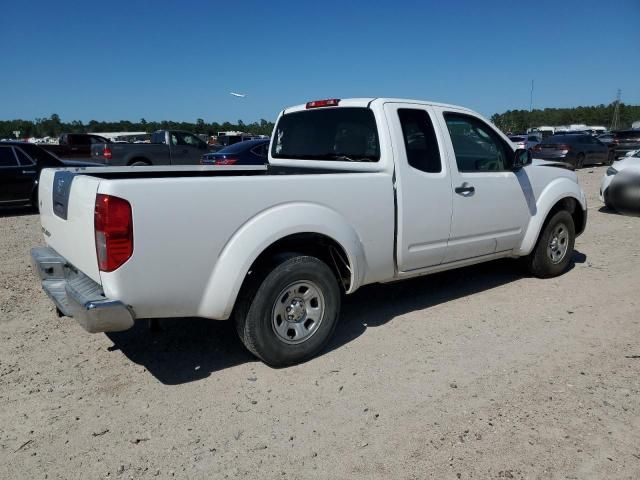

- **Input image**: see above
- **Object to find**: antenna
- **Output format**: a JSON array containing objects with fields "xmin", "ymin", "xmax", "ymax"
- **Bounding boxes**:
[
  {"xmin": 610, "ymin": 89, "xmax": 621, "ymax": 131},
  {"xmin": 529, "ymin": 80, "xmax": 534, "ymax": 112}
]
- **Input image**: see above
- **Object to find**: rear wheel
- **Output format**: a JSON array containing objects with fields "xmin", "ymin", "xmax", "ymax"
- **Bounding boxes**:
[
  {"xmin": 235, "ymin": 255, "xmax": 341, "ymax": 367},
  {"xmin": 30, "ymin": 188, "xmax": 39, "ymax": 212},
  {"xmin": 525, "ymin": 210, "xmax": 575, "ymax": 278},
  {"xmin": 129, "ymin": 159, "xmax": 151, "ymax": 166},
  {"xmin": 575, "ymin": 153, "xmax": 585, "ymax": 168},
  {"xmin": 605, "ymin": 150, "xmax": 614, "ymax": 166}
]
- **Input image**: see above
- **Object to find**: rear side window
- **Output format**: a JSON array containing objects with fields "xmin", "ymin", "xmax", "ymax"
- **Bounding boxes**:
[
  {"xmin": 398, "ymin": 109, "xmax": 441, "ymax": 173},
  {"xmin": 272, "ymin": 107, "xmax": 380, "ymax": 162},
  {"xmin": 0, "ymin": 146, "xmax": 18, "ymax": 166},
  {"xmin": 70, "ymin": 135, "xmax": 91, "ymax": 145},
  {"xmin": 250, "ymin": 143, "xmax": 268, "ymax": 157},
  {"xmin": 14, "ymin": 147, "xmax": 35, "ymax": 166}
]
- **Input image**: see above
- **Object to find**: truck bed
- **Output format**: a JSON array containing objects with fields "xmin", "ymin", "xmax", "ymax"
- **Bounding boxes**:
[{"xmin": 38, "ymin": 164, "xmax": 395, "ymax": 319}]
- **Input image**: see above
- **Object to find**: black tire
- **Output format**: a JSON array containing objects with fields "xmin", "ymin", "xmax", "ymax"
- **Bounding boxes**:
[
  {"xmin": 30, "ymin": 188, "xmax": 39, "ymax": 212},
  {"xmin": 605, "ymin": 151, "xmax": 614, "ymax": 166},
  {"xmin": 235, "ymin": 255, "xmax": 341, "ymax": 367},
  {"xmin": 525, "ymin": 210, "xmax": 575, "ymax": 278},
  {"xmin": 575, "ymin": 153, "xmax": 585, "ymax": 169},
  {"xmin": 603, "ymin": 189, "xmax": 616, "ymax": 211}
]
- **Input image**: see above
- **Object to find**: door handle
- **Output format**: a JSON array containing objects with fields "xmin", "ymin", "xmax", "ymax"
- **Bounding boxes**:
[
  {"xmin": 455, "ymin": 182, "xmax": 475, "ymax": 195},
  {"xmin": 22, "ymin": 170, "xmax": 36, "ymax": 174}
]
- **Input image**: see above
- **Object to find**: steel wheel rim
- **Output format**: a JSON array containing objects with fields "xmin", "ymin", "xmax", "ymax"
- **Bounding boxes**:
[
  {"xmin": 547, "ymin": 222, "xmax": 569, "ymax": 264},
  {"xmin": 271, "ymin": 281, "xmax": 325, "ymax": 345}
]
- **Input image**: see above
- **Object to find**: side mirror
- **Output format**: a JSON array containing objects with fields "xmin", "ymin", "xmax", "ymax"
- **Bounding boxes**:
[{"xmin": 513, "ymin": 148, "xmax": 532, "ymax": 170}]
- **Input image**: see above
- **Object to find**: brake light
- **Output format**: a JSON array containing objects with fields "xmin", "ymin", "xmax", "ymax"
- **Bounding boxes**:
[
  {"xmin": 556, "ymin": 144, "xmax": 572, "ymax": 151},
  {"xmin": 306, "ymin": 99, "xmax": 340, "ymax": 109},
  {"xmin": 103, "ymin": 145, "xmax": 112, "ymax": 160},
  {"xmin": 95, "ymin": 194, "xmax": 133, "ymax": 272},
  {"xmin": 216, "ymin": 157, "xmax": 238, "ymax": 165},
  {"xmin": 532, "ymin": 144, "xmax": 542, "ymax": 152}
]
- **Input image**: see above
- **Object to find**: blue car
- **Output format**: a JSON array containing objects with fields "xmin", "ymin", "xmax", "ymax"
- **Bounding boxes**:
[{"xmin": 200, "ymin": 138, "xmax": 269, "ymax": 165}]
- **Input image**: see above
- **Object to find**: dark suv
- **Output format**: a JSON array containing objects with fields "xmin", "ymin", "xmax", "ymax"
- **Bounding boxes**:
[
  {"xmin": 612, "ymin": 130, "xmax": 640, "ymax": 159},
  {"xmin": 531, "ymin": 134, "xmax": 613, "ymax": 168}
]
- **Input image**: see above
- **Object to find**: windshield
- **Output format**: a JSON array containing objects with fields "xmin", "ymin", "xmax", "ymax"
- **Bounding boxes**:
[{"xmin": 271, "ymin": 107, "xmax": 380, "ymax": 162}]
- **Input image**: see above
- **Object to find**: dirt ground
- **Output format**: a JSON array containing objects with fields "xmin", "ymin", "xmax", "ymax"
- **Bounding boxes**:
[{"xmin": 1, "ymin": 165, "xmax": 639, "ymax": 479}]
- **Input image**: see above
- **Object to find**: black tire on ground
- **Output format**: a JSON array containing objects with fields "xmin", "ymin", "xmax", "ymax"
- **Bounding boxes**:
[
  {"xmin": 234, "ymin": 255, "xmax": 341, "ymax": 367},
  {"xmin": 603, "ymin": 189, "xmax": 616, "ymax": 211},
  {"xmin": 30, "ymin": 188, "xmax": 39, "ymax": 212},
  {"xmin": 605, "ymin": 151, "xmax": 614, "ymax": 166},
  {"xmin": 525, "ymin": 210, "xmax": 575, "ymax": 278},
  {"xmin": 575, "ymin": 153, "xmax": 585, "ymax": 168}
]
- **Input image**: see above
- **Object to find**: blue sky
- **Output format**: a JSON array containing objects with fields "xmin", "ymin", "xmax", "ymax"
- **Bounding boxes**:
[{"xmin": 1, "ymin": 0, "xmax": 638, "ymax": 123}]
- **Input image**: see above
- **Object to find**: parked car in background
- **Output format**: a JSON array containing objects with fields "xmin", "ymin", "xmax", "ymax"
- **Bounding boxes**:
[
  {"xmin": 90, "ymin": 130, "xmax": 214, "ymax": 166},
  {"xmin": 41, "ymin": 133, "xmax": 110, "ymax": 160},
  {"xmin": 0, "ymin": 142, "xmax": 97, "ymax": 208},
  {"xmin": 509, "ymin": 134, "xmax": 541, "ymax": 151},
  {"xmin": 200, "ymin": 139, "xmax": 269, "ymax": 165},
  {"xmin": 600, "ymin": 153, "xmax": 640, "ymax": 214},
  {"xmin": 612, "ymin": 130, "xmax": 640, "ymax": 159},
  {"xmin": 531, "ymin": 134, "xmax": 613, "ymax": 167}
]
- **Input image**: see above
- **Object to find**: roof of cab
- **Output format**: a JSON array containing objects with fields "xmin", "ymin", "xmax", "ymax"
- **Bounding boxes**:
[{"xmin": 282, "ymin": 97, "xmax": 475, "ymax": 115}]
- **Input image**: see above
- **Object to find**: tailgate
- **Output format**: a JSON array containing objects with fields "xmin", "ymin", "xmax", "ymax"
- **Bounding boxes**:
[{"xmin": 39, "ymin": 168, "xmax": 102, "ymax": 283}]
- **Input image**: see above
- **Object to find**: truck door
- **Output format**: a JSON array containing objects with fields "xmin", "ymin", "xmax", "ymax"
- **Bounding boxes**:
[
  {"xmin": 436, "ymin": 109, "xmax": 531, "ymax": 263},
  {"xmin": 384, "ymin": 103, "xmax": 452, "ymax": 271},
  {"xmin": 0, "ymin": 145, "xmax": 33, "ymax": 203},
  {"xmin": 168, "ymin": 131, "xmax": 208, "ymax": 165}
]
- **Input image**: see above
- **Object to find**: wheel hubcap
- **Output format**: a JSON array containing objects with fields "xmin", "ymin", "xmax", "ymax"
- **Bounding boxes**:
[
  {"xmin": 272, "ymin": 281, "xmax": 325, "ymax": 344},
  {"xmin": 547, "ymin": 223, "xmax": 569, "ymax": 264}
]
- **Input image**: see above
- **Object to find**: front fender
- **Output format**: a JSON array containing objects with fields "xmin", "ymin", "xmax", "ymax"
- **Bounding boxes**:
[
  {"xmin": 515, "ymin": 177, "xmax": 587, "ymax": 256},
  {"xmin": 197, "ymin": 202, "xmax": 367, "ymax": 320}
]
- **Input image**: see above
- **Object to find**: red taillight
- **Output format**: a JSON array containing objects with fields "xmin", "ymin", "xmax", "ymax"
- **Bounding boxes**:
[
  {"xmin": 95, "ymin": 194, "xmax": 133, "ymax": 272},
  {"xmin": 306, "ymin": 98, "xmax": 340, "ymax": 109},
  {"xmin": 556, "ymin": 144, "xmax": 572, "ymax": 151},
  {"xmin": 216, "ymin": 157, "xmax": 238, "ymax": 165},
  {"xmin": 533, "ymin": 144, "xmax": 542, "ymax": 152},
  {"xmin": 103, "ymin": 145, "xmax": 112, "ymax": 160}
]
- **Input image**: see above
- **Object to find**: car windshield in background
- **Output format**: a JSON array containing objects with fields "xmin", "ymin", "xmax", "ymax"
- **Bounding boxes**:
[{"xmin": 271, "ymin": 107, "xmax": 380, "ymax": 162}]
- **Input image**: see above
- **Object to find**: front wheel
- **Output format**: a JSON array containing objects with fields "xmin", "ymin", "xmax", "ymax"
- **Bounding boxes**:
[
  {"xmin": 525, "ymin": 210, "xmax": 575, "ymax": 278},
  {"xmin": 235, "ymin": 255, "xmax": 341, "ymax": 367}
]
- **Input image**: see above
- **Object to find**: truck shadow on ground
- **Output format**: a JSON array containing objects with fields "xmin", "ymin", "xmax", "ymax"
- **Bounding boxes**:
[
  {"xmin": 0, "ymin": 206, "xmax": 36, "ymax": 218},
  {"xmin": 107, "ymin": 252, "xmax": 586, "ymax": 385}
]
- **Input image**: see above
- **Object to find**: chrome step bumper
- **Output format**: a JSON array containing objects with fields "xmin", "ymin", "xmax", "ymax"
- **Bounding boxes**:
[{"xmin": 31, "ymin": 246, "xmax": 135, "ymax": 333}]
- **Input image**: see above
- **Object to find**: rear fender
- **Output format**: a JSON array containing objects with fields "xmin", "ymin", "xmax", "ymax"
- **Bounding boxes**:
[
  {"xmin": 516, "ymin": 177, "xmax": 586, "ymax": 256},
  {"xmin": 197, "ymin": 202, "xmax": 366, "ymax": 320}
]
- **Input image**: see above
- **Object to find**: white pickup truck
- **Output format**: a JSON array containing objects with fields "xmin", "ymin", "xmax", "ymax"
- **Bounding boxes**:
[{"xmin": 31, "ymin": 98, "xmax": 587, "ymax": 366}]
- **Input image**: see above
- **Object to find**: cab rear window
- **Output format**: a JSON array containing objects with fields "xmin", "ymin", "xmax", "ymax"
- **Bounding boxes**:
[{"xmin": 271, "ymin": 107, "xmax": 380, "ymax": 162}]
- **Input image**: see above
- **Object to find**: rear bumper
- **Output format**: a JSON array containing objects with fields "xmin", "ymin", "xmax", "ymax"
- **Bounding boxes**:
[{"xmin": 31, "ymin": 246, "xmax": 135, "ymax": 333}]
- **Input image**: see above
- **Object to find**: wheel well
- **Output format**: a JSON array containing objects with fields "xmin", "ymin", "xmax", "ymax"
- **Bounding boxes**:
[
  {"xmin": 246, "ymin": 233, "xmax": 352, "ymax": 293},
  {"xmin": 127, "ymin": 157, "xmax": 151, "ymax": 166},
  {"xmin": 548, "ymin": 197, "xmax": 585, "ymax": 235}
]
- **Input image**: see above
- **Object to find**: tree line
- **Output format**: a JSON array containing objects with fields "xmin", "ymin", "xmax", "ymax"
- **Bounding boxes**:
[
  {"xmin": 2, "ymin": 102, "xmax": 639, "ymax": 140},
  {"xmin": 490, "ymin": 103, "xmax": 640, "ymax": 133},
  {"xmin": 0, "ymin": 115, "xmax": 275, "ymax": 140}
]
